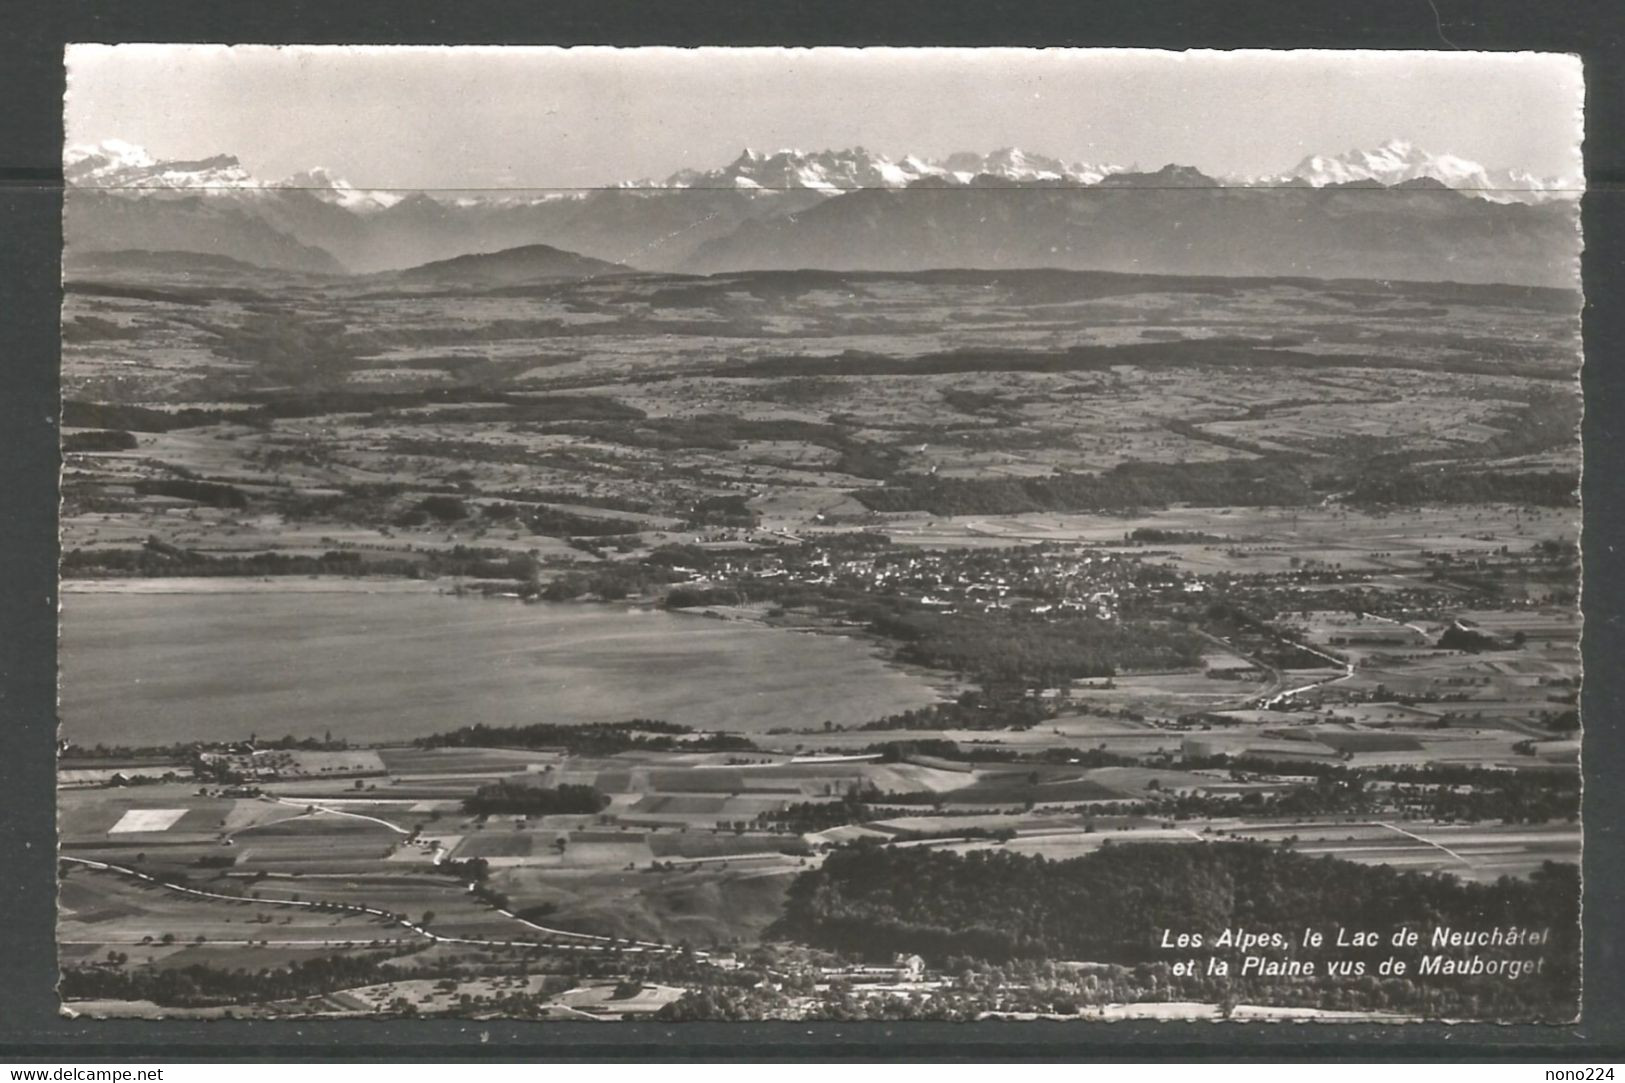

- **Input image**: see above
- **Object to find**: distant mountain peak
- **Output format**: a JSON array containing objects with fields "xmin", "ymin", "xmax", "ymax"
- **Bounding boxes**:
[
  {"xmin": 66, "ymin": 140, "xmax": 257, "ymax": 190},
  {"xmin": 1278, "ymin": 140, "xmax": 1575, "ymax": 202},
  {"xmin": 64, "ymin": 139, "xmax": 157, "ymax": 181},
  {"xmin": 281, "ymin": 166, "xmax": 344, "ymax": 187},
  {"xmin": 1098, "ymin": 163, "xmax": 1221, "ymax": 189},
  {"xmin": 65, "ymin": 140, "xmax": 402, "ymax": 210},
  {"xmin": 276, "ymin": 167, "xmax": 403, "ymax": 211},
  {"xmin": 659, "ymin": 146, "xmax": 931, "ymax": 193},
  {"xmin": 649, "ymin": 146, "xmax": 1126, "ymax": 192},
  {"xmin": 396, "ymin": 241, "xmax": 631, "ymax": 282}
]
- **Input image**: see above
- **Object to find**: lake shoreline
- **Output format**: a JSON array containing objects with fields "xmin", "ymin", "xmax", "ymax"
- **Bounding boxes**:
[
  {"xmin": 59, "ymin": 588, "xmax": 948, "ymax": 747},
  {"xmin": 61, "ymin": 576, "xmax": 450, "ymax": 595}
]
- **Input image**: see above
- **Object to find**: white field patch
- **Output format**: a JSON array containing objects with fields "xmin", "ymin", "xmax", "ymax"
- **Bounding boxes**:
[{"xmin": 107, "ymin": 808, "xmax": 188, "ymax": 834}]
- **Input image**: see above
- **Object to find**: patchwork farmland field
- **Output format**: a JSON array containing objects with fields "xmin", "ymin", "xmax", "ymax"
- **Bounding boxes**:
[{"xmin": 58, "ymin": 257, "xmax": 1581, "ymax": 1022}]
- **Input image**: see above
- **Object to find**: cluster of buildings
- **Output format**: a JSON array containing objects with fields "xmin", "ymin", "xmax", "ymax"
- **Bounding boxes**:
[{"xmin": 690, "ymin": 539, "xmax": 1138, "ymax": 618}]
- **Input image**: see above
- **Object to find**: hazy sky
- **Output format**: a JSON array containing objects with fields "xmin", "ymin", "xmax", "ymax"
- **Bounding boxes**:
[{"xmin": 65, "ymin": 46, "xmax": 1585, "ymax": 189}]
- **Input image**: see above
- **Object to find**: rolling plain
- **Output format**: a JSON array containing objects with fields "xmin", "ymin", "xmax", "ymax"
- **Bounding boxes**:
[{"xmin": 57, "ymin": 252, "xmax": 1583, "ymax": 1021}]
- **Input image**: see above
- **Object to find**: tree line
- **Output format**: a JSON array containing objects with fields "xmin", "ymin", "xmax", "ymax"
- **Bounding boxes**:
[
  {"xmin": 856, "ymin": 459, "xmax": 1316, "ymax": 516},
  {"xmin": 868, "ymin": 607, "xmax": 1203, "ymax": 685},
  {"xmin": 414, "ymin": 720, "xmax": 756, "ymax": 756},
  {"xmin": 61, "ymin": 946, "xmax": 426, "ymax": 1008},
  {"xmin": 775, "ymin": 842, "xmax": 1578, "ymax": 1018},
  {"xmin": 463, "ymin": 781, "xmax": 610, "ymax": 816}
]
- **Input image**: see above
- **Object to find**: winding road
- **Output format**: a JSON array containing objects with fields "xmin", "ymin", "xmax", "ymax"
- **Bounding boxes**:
[{"xmin": 60, "ymin": 854, "xmax": 696, "ymax": 957}]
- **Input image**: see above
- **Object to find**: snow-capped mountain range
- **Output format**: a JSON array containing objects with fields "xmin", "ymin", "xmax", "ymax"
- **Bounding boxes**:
[
  {"xmin": 645, "ymin": 146, "xmax": 1125, "ymax": 191},
  {"xmin": 1269, "ymin": 139, "xmax": 1577, "ymax": 203},
  {"xmin": 65, "ymin": 140, "xmax": 1127, "ymax": 202},
  {"xmin": 66, "ymin": 140, "xmax": 404, "ymax": 211},
  {"xmin": 66, "ymin": 139, "xmax": 260, "ymax": 190},
  {"xmin": 65, "ymin": 137, "xmax": 1576, "ymax": 204}
]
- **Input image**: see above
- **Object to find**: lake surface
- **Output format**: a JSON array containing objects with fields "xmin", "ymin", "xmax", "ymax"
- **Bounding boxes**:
[{"xmin": 58, "ymin": 591, "xmax": 943, "ymax": 746}]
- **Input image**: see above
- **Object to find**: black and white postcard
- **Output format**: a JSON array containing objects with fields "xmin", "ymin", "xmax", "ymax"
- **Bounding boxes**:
[{"xmin": 55, "ymin": 45, "xmax": 1584, "ymax": 1024}]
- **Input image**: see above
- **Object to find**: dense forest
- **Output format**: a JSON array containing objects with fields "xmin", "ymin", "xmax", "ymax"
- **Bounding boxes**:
[
  {"xmin": 776, "ymin": 843, "xmax": 1578, "ymax": 1018},
  {"xmin": 132, "ymin": 478, "xmax": 250, "ymax": 509},
  {"xmin": 859, "ymin": 458, "xmax": 1578, "ymax": 518},
  {"xmin": 856, "ymin": 459, "xmax": 1316, "ymax": 516},
  {"xmin": 62, "ymin": 429, "xmax": 139, "ymax": 452},
  {"xmin": 868, "ymin": 608, "xmax": 1203, "ymax": 684},
  {"xmin": 1347, "ymin": 469, "xmax": 1577, "ymax": 508},
  {"xmin": 537, "ymin": 563, "xmax": 679, "ymax": 602},
  {"xmin": 414, "ymin": 720, "xmax": 756, "ymax": 756}
]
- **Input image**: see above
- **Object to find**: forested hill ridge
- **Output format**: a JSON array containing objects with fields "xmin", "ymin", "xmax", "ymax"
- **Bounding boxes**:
[
  {"xmin": 393, "ymin": 243, "xmax": 631, "ymax": 284},
  {"xmin": 685, "ymin": 182, "xmax": 1577, "ymax": 287},
  {"xmin": 776, "ymin": 843, "xmax": 1579, "ymax": 1018}
]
